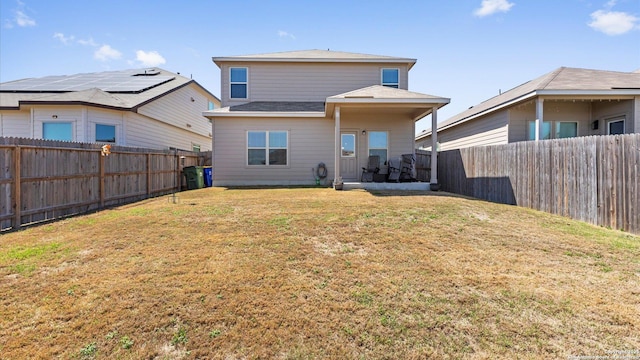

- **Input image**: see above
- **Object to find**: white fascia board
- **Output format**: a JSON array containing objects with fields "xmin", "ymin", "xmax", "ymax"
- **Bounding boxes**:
[
  {"xmin": 203, "ymin": 111, "xmax": 326, "ymax": 118},
  {"xmin": 326, "ymin": 97, "xmax": 450, "ymax": 105},
  {"xmin": 536, "ymin": 89, "xmax": 640, "ymax": 96},
  {"xmin": 212, "ymin": 57, "xmax": 416, "ymax": 68}
]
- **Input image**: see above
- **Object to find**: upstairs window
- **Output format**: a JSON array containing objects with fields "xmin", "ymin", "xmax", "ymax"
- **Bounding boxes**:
[
  {"xmin": 381, "ymin": 68, "xmax": 399, "ymax": 88},
  {"xmin": 208, "ymin": 101, "xmax": 216, "ymax": 110},
  {"xmin": 230, "ymin": 67, "xmax": 248, "ymax": 99}
]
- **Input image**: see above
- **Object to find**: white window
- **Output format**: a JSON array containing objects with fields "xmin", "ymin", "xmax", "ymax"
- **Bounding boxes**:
[
  {"xmin": 527, "ymin": 121, "xmax": 551, "ymax": 140},
  {"xmin": 230, "ymin": 67, "xmax": 248, "ymax": 99},
  {"xmin": 192, "ymin": 143, "xmax": 201, "ymax": 152},
  {"xmin": 43, "ymin": 122, "xmax": 73, "ymax": 141},
  {"xmin": 555, "ymin": 122, "xmax": 578, "ymax": 139},
  {"xmin": 208, "ymin": 101, "xmax": 216, "ymax": 110},
  {"xmin": 247, "ymin": 131, "xmax": 288, "ymax": 166},
  {"xmin": 368, "ymin": 131, "xmax": 388, "ymax": 164},
  {"xmin": 95, "ymin": 124, "xmax": 116, "ymax": 143},
  {"xmin": 607, "ymin": 118, "xmax": 625, "ymax": 135},
  {"xmin": 381, "ymin": 68, "xmax": 399, "ymax": 88}
]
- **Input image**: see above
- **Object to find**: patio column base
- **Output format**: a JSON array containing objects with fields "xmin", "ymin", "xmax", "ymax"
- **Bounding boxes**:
[{"xmin": 429, "ymin": 183, "xmax": 440, "ymax": 191}]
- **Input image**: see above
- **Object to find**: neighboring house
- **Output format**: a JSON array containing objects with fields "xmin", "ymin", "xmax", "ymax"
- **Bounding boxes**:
[
  {"xmin": 0, "ymin": 68, "xmax": 220, "ymax": 151},
  {"xmin": 203, "ymin": 49, "xmax": 449, "ymax": 187},
  {"xmin": 416, "ymin": 67, "xmax": 640, "ymax": 151}
]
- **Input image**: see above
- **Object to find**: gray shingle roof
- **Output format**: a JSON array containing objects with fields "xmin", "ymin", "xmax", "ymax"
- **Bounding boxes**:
[
  {"xmin": 328, "ymin": 85, "xmax": 448, "ymax": 101},
  {"xmin": 213, "ymin": 49, "xmax": 417, "ymax": 69},
  {"xmin": 426, "ymin": 67, "xmax": 640, "ymax": 136},
  {"xmin": 229, "ymin": 101, "xmax": 325, "ymax": 112}
]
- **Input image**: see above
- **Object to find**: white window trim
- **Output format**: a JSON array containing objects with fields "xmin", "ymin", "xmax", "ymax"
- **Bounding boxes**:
[
  {"xmin": 554, "ymin": 121, "xmax": 578, "ymax": 139},
  {"xmin": 607, "ymin": 117, "xmax": 625, "ymax": 135},
  {"xmin": 368, "ymin": 131, "xmax": 389, "ymax": 163},
  {"xmin": 95, "ymin": 123, "xmax": 117, "ymax": 143},
  {"xmin": 230, "ymin": 67, "xmax": 248, "ymax": 100},
  {"xmin": 246, "ymin": 130, "xmax": 289, "ymax": 167},
  {"xmin": 192, "ymin": 143, "xmax": 201, "ymax": 152},
  {"xmin": 381, "ymin": 68, "xmax": 399, "ymax": 88}
]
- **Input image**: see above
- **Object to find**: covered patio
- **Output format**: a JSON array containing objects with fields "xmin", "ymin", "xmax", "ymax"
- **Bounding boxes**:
[{"xmin": 325, "ymin": 85, "xmax": 449, "ymax": 190}]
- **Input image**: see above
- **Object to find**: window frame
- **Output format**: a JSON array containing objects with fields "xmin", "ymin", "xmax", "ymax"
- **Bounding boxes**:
[
  {"xmin": 246, "ymin": 130, "xmax": 289, "ymax": 167},
  {"xmin": 555, "ymin": 121, "xmax": 578, "ymax": 139},
  {"xmin": 527, "ymin": 121, "xmax": 551, "ymax": 141},
  {"xmin": 381, "ymin": 68, "xmax": 399, "ymax": 88},
  {"xmin": 192, "ymin": 143, "xmax": 201, "ymax": 152},
  {"xmin": 230, "ymin": 67, "xmax": 248, "ymax": 99},
  {"xmin": 95, "ymin": 123, "xmax": 117, "ymax": 143},
  {"xmin": 607, "ymin": 117, "xmax": 625, "ymax": 135},
  {"xmin": 43, "ymin": 122, "xmax": 74, "ymax": 141},
  {"xmin": 368, "ymin": 131, "xmax": 389, "ymax": 165}
]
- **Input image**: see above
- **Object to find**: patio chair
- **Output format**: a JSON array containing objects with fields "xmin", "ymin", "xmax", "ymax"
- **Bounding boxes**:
[
  {"xmin": 399, "ymin": 153, "xmax": 416, "ymax": 182},
  {"xmin": 387, "ymin": 156, "xmax": 401, "ymax": 182},
  {"xmin": 361, "ymin": 155, "xmax": 380, "ymax": 182}
]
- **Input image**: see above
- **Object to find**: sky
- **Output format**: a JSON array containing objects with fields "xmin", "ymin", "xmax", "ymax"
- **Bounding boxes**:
[{"xmin": 1, "ymin": 0, "xmax": 639, "ymax": 133}]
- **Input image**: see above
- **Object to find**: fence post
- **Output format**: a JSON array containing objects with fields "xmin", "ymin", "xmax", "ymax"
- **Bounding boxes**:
[
  {"xmin": 146, "ymin": 153, "xmax": 151, "ymax": 197},
  {"xmin": 12, "ymin": 146, "xmax": 21, "ymax": 229},
  {"xmin": 100, "ymin": 153, "xmax": 105, "ymax": 207}
]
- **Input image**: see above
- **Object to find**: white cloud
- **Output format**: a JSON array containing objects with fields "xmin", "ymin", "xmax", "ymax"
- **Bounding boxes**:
[
  {"xmin": 53, "ymin": 32, "xmax": 74, "ymax": 45},
  {"xmin": 15, "ymin": 10, "xmax": 35, "ymax": 27},
  {"xmin": 77, "ymin": 37, "xmax": 98, "ymax": 47},
  {"xmin": 94, "ymin": 45, "xmax": 122, "ymax": 61},
  {"xmin": 135, "ymin": 50, "xmax": 166, "ymax": 67},
  {"xmin": 474, "ymin": 0, "xmax": 515, "ymax": 17},
  {"xmin": 278, "ymin": 30, "xmax": 296, "ymax": 40},
  {"xmin": 589, "ymin": 10, "xmax": 638, "ymax": 35}
]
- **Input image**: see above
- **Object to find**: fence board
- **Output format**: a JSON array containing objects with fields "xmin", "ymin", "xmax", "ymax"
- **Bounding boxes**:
[
  {"xmin": 0, "ymin": 137, "xmax": 207, "ymax": 231},
  {"xmin": 436, "ymin": 134, "xmax": 640, "ymax": 235}
]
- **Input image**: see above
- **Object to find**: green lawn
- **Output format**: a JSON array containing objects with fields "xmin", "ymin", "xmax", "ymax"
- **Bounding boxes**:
[{"xmin": 0, "ymin": 188, "xmax": 638, "ymax": 359}]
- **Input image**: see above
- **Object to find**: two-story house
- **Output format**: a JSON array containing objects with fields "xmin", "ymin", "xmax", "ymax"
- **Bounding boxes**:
[
  {"xmin": 0, "ymin": 68, "xmax": 220, "ymax": 151},
  {"xmin": 204, "ymin": 49, "xmax": 449, "ymax": 189}
]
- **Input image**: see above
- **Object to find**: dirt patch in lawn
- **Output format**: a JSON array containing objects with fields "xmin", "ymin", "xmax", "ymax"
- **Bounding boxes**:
[{"xmin": 1, "ymin": 188, "xmax": 638, "ymax": 359}]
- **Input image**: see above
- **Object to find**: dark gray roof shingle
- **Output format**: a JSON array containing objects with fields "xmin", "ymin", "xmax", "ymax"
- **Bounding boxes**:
[{"xmin": 229, "ymin": 101, "xmax": 325, "ymax": 112}]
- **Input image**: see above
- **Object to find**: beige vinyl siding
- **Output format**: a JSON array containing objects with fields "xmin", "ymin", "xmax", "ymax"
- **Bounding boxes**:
[
  {"xmin": 125, "ymin": 112, "xmax": 212, "ymax": 151},
  {"xmin": 137, "ymin": 84, "xmax": 213, "ymax": 137},
  {"xmin": 212, "ymin": 117, "xmax": 334, "ymax": 186},
  {"xmin": 592, "ymin": 99, "xmax": 634, "ymax": 134},
  {"xmin": 219, "ymin": 62, "xmax": 409, "ymax": 107},
  {"xmin": 0, "ymin": 111, "xmax": 30, "ymax": 137},
  {"xmin": 634, "ymin": 96, "xmax": 640, "ymax": 133},
  {"xmin": 510, "ymin": 99, "xmax": 620, "ymax": 141},
  {"xmin": 433, "ymin": 110, "xmax": 509, "ymax": 151}
]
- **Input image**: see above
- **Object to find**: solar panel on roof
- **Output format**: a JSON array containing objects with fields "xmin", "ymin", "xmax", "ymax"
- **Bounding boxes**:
[{"xmin": 0, "ymin": 69, "xmax": 175, "ymax": 93}]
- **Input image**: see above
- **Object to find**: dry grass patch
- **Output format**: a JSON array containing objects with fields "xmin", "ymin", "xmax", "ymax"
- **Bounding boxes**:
[{"xmin": 0, "ymin": 188, "xmax": 638, "ymax": 359}]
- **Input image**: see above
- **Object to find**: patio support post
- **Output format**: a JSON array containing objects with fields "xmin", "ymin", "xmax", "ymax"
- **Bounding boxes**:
[
  {"xmin": 334, "ymin": 106, "xmax": 342, "ymax": 189},
  {"xmin": 430, "ymin": 106, "xmax": 438, "ymax": 190},
  {"xmin": 535, "ymin": 98, "xmax": 544, "ymax": 141}
]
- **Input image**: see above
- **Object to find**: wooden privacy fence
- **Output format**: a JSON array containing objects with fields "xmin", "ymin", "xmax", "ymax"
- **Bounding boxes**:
[
  {"xmin": 437, "ymin": 134, "xmax": 640, "ymax": 235},
  {"xmin": 414, "ymin": 149, "xmax": 432, "ymax": 182},
  {"xmin": 0, "ymin": 138, "xmax": 205, "ymax": 231}
]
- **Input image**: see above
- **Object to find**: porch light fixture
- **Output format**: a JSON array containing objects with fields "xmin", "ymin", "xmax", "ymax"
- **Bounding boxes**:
[
  {"xmin": 362, "ymin": 130, "xmax": 366, "ymax": 135},
  {"xmin": 52, "ymin": 115, "xmax": 58, "ymax": 119}
]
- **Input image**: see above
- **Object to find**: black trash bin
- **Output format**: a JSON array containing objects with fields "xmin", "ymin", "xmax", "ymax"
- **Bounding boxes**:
[{"xmin": 183, "ymin": 166, "xmax": 204, "ymax": 190}]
